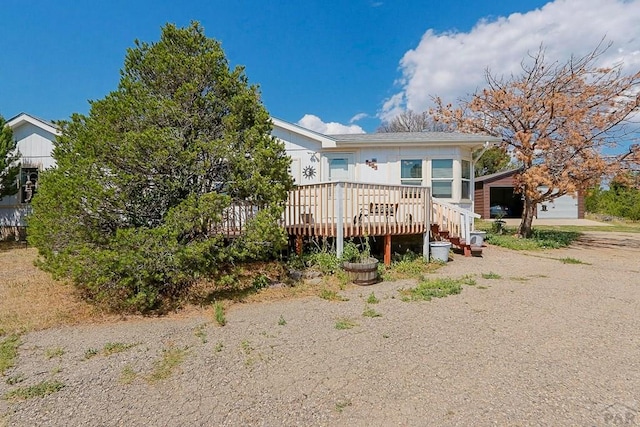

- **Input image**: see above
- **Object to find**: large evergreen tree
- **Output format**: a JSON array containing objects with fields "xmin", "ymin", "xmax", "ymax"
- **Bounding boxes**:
[
  {"xmin": 0, "ymin": 115, "xmax": 20, "ymax": 200},
  {"xmin": 28, "ymin": 22, "xmax": 293, "ymax": 311}
]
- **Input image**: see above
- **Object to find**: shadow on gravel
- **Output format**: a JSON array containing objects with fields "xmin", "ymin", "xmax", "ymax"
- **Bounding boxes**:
[{"xmin": 572, "ymin": 233, "xmax": 640, "ymax": 250}]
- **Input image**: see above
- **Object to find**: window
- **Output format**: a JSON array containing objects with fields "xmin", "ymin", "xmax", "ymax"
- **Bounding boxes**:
[
  {"xmin": 326, "ymin": 153, "xmax": 354, "ymax": 181},
  {"xmin": 401, "ymin": 159, "xmax": 422, "ymax": 186},
  {"xmin": 461, "ymin": 160, "xmax": 471, "ymax": 199},
  {"xmin": 329, "ymin": 158, "xmax": 349, "ymax": 180},
  {"xmin": 19, "ymin": 168, "xmax": 39, "ymax": 203},
  {"xmin": 431, "ymin": 159, "xmax": 453, "ymax": 198}
]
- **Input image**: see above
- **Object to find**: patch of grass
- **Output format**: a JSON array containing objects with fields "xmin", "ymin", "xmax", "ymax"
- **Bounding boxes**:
[
  {"xmin": 485, "ymin": 228, "xmax": 581, "ymax": 250},
  {"xmin": 240, "ymin": 340, "xmax": 253, "ymax": 355},
  {"xmin": 6, "ymin": 374, "xmax": 25, "ymax": 385},
  {"xmin": 477, "ymin": 286, "xmax": 488, "ymax": 290},
  {"xmin": 558, "ymin": 257, "xmax": 588, "ymax": 264},
  {"xmin": 380, "ymin": 256, "xmax": 442, "ymax": 282},
  {"xmin": 3, "ymin": 380, "xmax": 65, "ymax": 400},
  {"xmin": 148, "ymin": 346, "xmax": 188, "ymax": 382},
  {"xmin": 194, "ymin": 324, "xmax": 208, "ymax": 343},
  {"xmin": 399, "ymin": 276, "xmax": 476, "ymax": 302},
  {"xmin": 120, "ymin": 365, "xmax": 137, "ymax": 385},
  {"xmin": 362, "ymin": 306, "xmax": 382, "ymax": 318},
  {"xmin": 45, "ymin": 347, "xmax": 65, "ymax": 359},
  {"xmin": 334, "ymin": 270, "xmax": 350, "ymax": 290},
  {"xmin": 335, "ymin": 399, "xmax": 352, "ymax": 413},
  {"xmin": 213, "ymin": 301, "xmax": 226, "ymax": 326},
  {"xmin": 476, "ymin": 218, "xmax": 640, "ymax": 234},
  {"xmin": 103, "ymin": 342, "xmax": 137, "ymax": 356},
  {"xmin": 278, "ymin": 315, "xmax": 287, "ymax": 326},
  {"xmin": 214, "ymin": 342, "xmax": 224, "ymax": 353},
  {"xmin": 0, "ymin": 335, "xmax": 20, "ymax": 375},
  {"xmin": 543, "ymin": 217, "xmax": 640, "ymax": 233},
  {"xmin": 84, "ymin": 348, "xmax": 99, "ymax": 360},
  {"xmin": 335, "ymin": 317, "xmax": 358, "ymax": 330},
  {"xmin": 319, "ymin": 288, "xmax": 348, "ymax": 302},
  {"xmin": 481, "ymin": 272, "xmax": 502, "ymax": 280},
  {"xmin": 365, "ymin": 292, "xmax": 380, "ymax": 304}
]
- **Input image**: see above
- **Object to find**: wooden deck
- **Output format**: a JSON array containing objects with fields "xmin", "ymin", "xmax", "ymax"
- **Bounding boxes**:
[{"xmin": 216, "ymin": 181, "xmax": 479, "ymax": 264}]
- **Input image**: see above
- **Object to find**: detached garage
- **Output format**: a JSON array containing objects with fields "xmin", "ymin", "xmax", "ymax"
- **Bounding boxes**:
[{"xmin": 474, "ymin": 169, "xmax": 584, "ymax": 220}]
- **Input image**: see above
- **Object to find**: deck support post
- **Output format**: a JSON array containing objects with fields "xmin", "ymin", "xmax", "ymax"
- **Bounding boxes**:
[
  {"xmin": 384, "ymin": 234, "xmax": 391, "ymax": 267},
  {"xmin": 335, "ymin": 182, "xmax": 344, "ymax": 259},
  {"xmin": 296, "ymin": 235, "xmax": 303, "ymax": 256},
  {"xmin": 423, "ymin": 187, "xmax": 430, "ymax": 261}
]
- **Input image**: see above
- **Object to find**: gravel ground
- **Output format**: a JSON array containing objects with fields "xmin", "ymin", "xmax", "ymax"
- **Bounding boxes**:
[{"xmin": 1, "ymin": 231, "xmax": 639, "ymax": 426}]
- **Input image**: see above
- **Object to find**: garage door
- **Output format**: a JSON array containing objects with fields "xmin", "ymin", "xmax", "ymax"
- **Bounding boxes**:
[{"xmin": 537, "ymin": 192, "xmax": 579, "ymax": 219}]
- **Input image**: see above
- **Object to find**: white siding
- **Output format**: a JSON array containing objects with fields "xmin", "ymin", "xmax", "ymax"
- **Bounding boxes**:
[
  {"xmin": 273, "ymin": 121, "xmax": 478, "ymax": 210},
  {"xmin": 1, "ymin": 116, "xmax": 58, "ymax": 228},
  {"xmin": 272, "ymin": 127, "xmax": 323, "ymax": 185},
  {"xmin": 537, "ymin": 193, "xmax": 579, "ymax": 219}
]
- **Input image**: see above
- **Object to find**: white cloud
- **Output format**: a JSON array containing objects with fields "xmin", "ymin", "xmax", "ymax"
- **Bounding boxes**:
[
  {"xmin": 381, "ymin": 0, "xmax": 640, "ymax": 122},
  {"xmin": 349, "ymin": 112, "xmax": 368, "ymax": 123},
  {"xmin": 297, "ymin": 114, "xmax": 366, "ymax": 134}
]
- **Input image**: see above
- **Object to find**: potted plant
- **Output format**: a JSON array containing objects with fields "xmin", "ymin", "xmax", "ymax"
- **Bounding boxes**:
[{"xmin": 341, "ymin": 239, "xmax": 379, "ymax": 285}]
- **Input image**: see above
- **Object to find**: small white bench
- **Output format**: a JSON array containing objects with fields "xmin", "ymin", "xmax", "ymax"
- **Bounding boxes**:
[{"xmin": 355, "ymin": 202, "xmax": 399, "ymax": 224}]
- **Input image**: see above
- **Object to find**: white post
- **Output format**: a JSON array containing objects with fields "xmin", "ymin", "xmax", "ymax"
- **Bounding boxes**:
[
  {"xmin": 423, "ymin": 187, "xmax": 430, "ymax": 261},
  {"xmin": 463, "ymin": 211, "xmax": 470, "ymax": 242},
  {"xmin": 336, "ymin": 181, "xmax": 344, "ymax": 258}
]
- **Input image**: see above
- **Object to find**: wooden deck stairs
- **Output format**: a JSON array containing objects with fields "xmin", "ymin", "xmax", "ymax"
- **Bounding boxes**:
[{"xmin": 430, "ymin": 224, "xmax": 483, "ymax": 257}]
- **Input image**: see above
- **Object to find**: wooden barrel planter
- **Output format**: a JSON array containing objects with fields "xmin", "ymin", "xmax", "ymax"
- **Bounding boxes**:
[{"xmin": 342, "ymin": 257, "xmax": 379, "ymax": 285}]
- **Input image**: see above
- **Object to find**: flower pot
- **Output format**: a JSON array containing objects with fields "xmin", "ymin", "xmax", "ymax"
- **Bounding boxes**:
[
  {"xmin": 429, "ymin": 241, "xmax": 451, "ymax": 263},
  {"xmin": 342, "ymin": 257, "xmax": 379, "ymax": 285},
  {"xmin": 469, "ymin": 231, "xmax": 487, "ymax": 247}
]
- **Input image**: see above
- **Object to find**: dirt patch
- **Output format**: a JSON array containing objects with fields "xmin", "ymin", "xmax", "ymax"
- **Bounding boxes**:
[
  {"xmin": 0, "ymin": 248, "xmax": 115, "ymax": 334},
  {"xmin": 1, "ymin": 231, "xmax": 640, "ymax": 426}
]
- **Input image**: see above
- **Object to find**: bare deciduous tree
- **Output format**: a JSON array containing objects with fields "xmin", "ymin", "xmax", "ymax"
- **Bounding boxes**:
[
  {"xmin": 377, "ymin": 109, "xmax": 451, "ymax": 133},
  {"xmin": 432, "ymin": 42, "xmax": 640, "ymax": 237}
]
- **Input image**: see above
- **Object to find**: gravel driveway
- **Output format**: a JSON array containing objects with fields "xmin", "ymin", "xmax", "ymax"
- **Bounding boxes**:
[{"xmin": 1, "ymin": 231, "xmax": 639, "ymax": 426}]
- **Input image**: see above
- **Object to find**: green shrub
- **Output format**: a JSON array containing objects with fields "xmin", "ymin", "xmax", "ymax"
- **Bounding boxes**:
[
  {"xmin": 586, "ymin": 182, "xmax": 640, "ymax": 220},
  {"xmin": 252, "ymin": 274, "xmax": 270, "ymax": 291}
]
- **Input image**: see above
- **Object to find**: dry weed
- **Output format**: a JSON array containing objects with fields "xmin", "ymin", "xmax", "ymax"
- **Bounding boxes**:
[{"xmin": 0, "ymin": 247, "xmax": 111, "ymax": 334}]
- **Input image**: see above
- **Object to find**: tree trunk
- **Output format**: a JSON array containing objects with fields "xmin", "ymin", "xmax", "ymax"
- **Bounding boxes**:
[{"xmin": 518, "ymin": 198, "xmax": 536, "ymax": 238}]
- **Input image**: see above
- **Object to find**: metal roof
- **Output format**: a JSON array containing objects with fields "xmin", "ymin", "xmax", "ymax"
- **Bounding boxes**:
[
  {"xmin": 329, "ymin": 132, "xmax": 502, "ymax": 145},
  {"xmin": 475, "ymin": 168, "xmax": 521, "ymax": 183},
  {"xmin": 6, "ymin": 112, "xmax": 60, "ymax": 135}
]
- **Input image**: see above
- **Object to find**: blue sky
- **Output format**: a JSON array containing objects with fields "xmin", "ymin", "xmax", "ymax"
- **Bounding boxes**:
[{"xmin": 1, "ymin": 0, "xmax": 639, "ymax": 135}]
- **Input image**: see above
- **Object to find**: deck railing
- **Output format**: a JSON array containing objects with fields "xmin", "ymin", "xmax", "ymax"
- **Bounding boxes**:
[
  {"xmin": 431, "ymin": 198, "xmax": 481, "ymax": 242},
  {"xmin": 284, "ymin": 181, "xmax": 431, "ymax": 257},
  {"xmin": 215, "ymin": 182, "xmax": 479, "ymax": 258}
]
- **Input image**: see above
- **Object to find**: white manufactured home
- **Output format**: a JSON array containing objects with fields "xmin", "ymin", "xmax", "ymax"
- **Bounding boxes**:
[
  {"xmin": 0, "ymin": 113, "xmax": 501, "ymax": 262},
  {"xmin": 0, "ymin": 113, "xmax": 59, "ymax": 239}
]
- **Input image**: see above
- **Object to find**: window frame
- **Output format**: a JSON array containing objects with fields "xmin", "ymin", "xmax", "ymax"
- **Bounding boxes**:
[
  {"xmin": 430, "ymin": 159, "xmax": 454, "ymax": 199},
  {"xmin": 461, "ymin": 159, "xmax": 472, "ymax": 200},
  {"xmin": 400, "ymin": 159, "xmax": 423, "ymax": 186}
]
